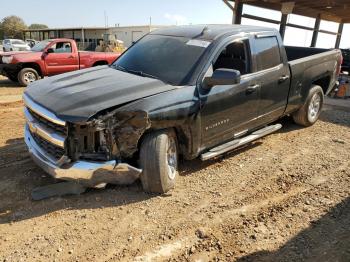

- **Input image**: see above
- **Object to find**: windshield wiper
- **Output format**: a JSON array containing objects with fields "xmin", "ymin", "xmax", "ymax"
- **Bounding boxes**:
[
  {"xmin": 113, "ymin": 64, "xmax": 127, "ymax": 72},
  {"xmin": 113, "ymin": 65, "xmax": 159, "ymax": 80},
  {"xmin": 127, "ymin": 69, "xmax": 159, "ymax": 80},
  {"xmin": 111, "ymin": 64, "xmax": 175, "ymax": 84}
]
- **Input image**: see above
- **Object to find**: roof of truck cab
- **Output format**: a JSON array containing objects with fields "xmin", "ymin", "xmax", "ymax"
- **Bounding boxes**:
[{"xmin": 150, "ymin": 24, "xmax": 276, "ymax": 40}]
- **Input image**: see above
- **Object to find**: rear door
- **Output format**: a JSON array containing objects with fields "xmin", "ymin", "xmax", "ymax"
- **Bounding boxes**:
[
  {"xmin": 44, "ymin": 41, "xmax": 79, "ymax": 75},
  {"xmin": 251, "ymin": 34, "xmax": 291, "ymax": 124}
]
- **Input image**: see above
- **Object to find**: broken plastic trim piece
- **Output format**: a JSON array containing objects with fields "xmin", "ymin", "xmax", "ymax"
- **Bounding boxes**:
[
  {"xmin": 32, "ymin": 182, "xmax": 87, "ymax": 201},
  {"xmin": 24, "ymin": 124, "xmax": 142, "ymax": 187}
]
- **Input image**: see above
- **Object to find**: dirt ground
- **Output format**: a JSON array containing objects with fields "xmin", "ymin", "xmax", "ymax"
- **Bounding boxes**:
[{"xmin": 0, "ymin": 75, "xmax": 349, "ymax": 262}]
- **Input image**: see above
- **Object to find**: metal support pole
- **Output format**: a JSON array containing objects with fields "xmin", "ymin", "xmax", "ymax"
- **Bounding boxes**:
[
  {"xmin": 311, "ymin": 14, "xmax": 321, "ymax": 47},
  {"xmin": 234, "ymin": 0, "xmax": 243, "ymax": 24},
  {"xmin": 279, "ymin": 14, "xmax": 288, "ymax": 40},
  {"xmin": 81, "ymin": 28, "xmax": 85, "ymax": 50},
  {"xmin": 335, "ymin": 22, "xmax": 344, "ymax": 48}
]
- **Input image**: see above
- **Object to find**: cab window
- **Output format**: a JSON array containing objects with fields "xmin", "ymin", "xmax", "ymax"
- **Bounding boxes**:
[
  {"xmin": 255, "ymin": 37, "xmax": 281, "ymax": 71},
  {"xmin": 50, "ymin": 42, "xmax": 72, "ymax": 53},
  {"xmin": 213, "ymin": 40, "xmax": 251, "ymax": 75}
]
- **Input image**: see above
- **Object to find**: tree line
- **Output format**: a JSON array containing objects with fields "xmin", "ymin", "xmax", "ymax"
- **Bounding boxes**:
[{"xmin": 0, "ymin": 15, "xmax": 48, "ymax": 39}]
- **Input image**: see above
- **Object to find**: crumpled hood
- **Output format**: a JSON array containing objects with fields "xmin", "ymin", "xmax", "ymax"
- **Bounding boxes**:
[{"xmin": 25, "ymin": 66, "xmax": 180, "ymax": 123}]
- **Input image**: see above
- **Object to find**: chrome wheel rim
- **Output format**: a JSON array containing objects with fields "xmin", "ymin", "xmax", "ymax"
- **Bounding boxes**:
[
  {"xmin": 23, "ymin": 72, "xmax": 36, "ymax": 84},
  {"xmin": 308, "ymin": 93, "xmax": 321, "ymax": 122},
  {"xmin": 166, "ymin": 137, "xmax": 177, "ymax": 180}
]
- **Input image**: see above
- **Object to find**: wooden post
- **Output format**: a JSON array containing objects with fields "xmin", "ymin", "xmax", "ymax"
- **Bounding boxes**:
[
  {"xmin": 279, "ymin": 14, "xmax": 288, "ymax": 40},
  {"xmin": 311, "ymin": 14, "xmax": 321, "ymax": 47},
  {"xmin": 234, "ymin": 0, "xmax": 243, "ymax": 24},
  {"xmin": 335, "ymin": 22, "xmax": 344, "ymax": 48}
]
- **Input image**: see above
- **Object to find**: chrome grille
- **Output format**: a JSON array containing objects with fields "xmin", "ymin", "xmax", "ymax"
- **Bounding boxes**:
[
  {"xmin": 27, "ymin": 108, "xmax": 67, "ymax": 136},
  {"xmin": 32, "ymin": 132, "xmax": 65, "ymax": 160},
  {"xmin": 23, "ymin": 94, "xmax": 67, "ymax": 161}
]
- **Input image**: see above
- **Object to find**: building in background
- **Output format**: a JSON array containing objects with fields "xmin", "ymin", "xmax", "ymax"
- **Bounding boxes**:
[{"xmin": 23, "ymin": 25, "xmax": 166, "ymax": 50}]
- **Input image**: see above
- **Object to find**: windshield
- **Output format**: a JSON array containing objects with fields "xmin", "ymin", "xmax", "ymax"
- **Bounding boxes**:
[
  {"xmin": 112, "ymin": 35, "xmax": 210, "ymax": 85},
  {"xmin": 31, "ymin": 40, "xmax": 52, "ymax": 52},
  {"xmin": 11, "ymin": 40, "xmax": 26, "ymax": 45}
]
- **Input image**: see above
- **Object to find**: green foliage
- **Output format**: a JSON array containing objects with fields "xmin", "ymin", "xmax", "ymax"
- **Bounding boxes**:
[
  {"xmin": 0, "ymin": 21, "xmax": 3, "ymax": 40},
  {"xmin": 1, "ymin": 15, "xmax": 27, "ymax": 39},
  {"xmin": 28, "ymin": 24, "xmax": 48, "ymax": 30}
]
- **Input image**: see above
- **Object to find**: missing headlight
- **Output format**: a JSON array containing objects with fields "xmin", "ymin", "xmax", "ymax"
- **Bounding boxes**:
[{"xmin": 69, "ymin": 124, "xmax": 111, "ymax": 161}]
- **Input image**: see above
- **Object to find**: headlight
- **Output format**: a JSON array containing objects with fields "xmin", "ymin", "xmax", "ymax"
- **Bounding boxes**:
[{"xmin": 2, "ymin": 56, "xmax": 13, "ymax": 64}]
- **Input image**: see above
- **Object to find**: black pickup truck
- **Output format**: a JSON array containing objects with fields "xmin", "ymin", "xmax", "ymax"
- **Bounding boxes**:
[{"xmin": 23, "ymin": 25, "xmax": 342, "ymax": 193}]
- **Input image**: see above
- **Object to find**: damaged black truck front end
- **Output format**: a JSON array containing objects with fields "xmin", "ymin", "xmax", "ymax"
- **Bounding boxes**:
[{"xmin": 23, "ymin": 94, "xmax": 145, "ymax": 187}]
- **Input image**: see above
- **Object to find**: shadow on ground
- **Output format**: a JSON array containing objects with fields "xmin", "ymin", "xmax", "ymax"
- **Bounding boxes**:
[
  {"xmin": 0, "ymin": 77, "xmax": 20, "ymax": 88},
  {"xmin": 321, "ymin": 106, "xmax": 350, "ymax": 128},
  {"xmin": 237, "ymin": 197, "xmax": 350, "ymax": 262},
  {"xmin": 0, "ymin": 137, "xmax": 153, "ymax": 224}
]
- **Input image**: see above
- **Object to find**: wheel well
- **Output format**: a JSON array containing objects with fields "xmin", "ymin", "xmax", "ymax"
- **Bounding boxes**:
[
  {"xmin": 137, "ymin": 126, "xmax": 191, "ymax": 160},
  {"xmin": 92, "ymin": 61, "xmax": 108, "ymax": 66},
  {"xmin": 20, "ymin": 63, "xmax": 42, "ymax": 77},
  {"xmin": 312, "ymin": 76, "xmax": 331, "ymax": 95}
]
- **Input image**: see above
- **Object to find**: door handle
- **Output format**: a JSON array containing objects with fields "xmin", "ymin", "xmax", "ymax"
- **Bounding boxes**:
[
  {"xmin": 246, "ymin": 84, "xmax": 260, "ymax": 94},
  {"xmin": 68, "ymin": 55, "xmax": 74, "ymax": 58},
  {"xmin": 279, "ymin": 75, "xmax": 290, "ymax": 83}
]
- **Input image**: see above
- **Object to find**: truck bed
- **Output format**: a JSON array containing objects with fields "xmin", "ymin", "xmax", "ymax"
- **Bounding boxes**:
[
  {"xmin": 284, "ymin": 46, "xmax": 342, "ymax": 113},
  {"xmin": 285, "ymin": 46, "xmax": 330, "ymax": 61}
]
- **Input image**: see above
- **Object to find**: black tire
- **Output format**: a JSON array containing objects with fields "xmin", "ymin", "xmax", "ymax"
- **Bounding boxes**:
[
  {"xmin": 2, "ymin": 47, "xmax": 5, "ymax": 52},
  {"xmin": 18, "ymin": 68, "xmax": 39, "ymax": 87},
  {"xmin": 292, "ymin": 85, "xmax": 324, "ymax": 127},
  {"xmin": 139, "ymin": 129, "xmax": 178, "ymax": 193}
]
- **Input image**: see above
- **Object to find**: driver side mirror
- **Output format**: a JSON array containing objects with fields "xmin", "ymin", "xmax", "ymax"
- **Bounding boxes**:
[
  {"xmin": 203, "ymin": 68, "xmax": 241, "ymax": 88},
  {"xmin": 46, "ymin": 48, "xmax": 54, "ymax": 54}
]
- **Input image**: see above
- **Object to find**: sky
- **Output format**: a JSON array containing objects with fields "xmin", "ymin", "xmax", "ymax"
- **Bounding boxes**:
[{"xmin": 1, "ymin": 0, "xmax": 349, "ymax": 48}]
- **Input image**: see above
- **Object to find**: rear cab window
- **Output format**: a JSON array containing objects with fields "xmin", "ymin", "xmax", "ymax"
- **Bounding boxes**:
[{"xmin": 254, "ymin": 36, "xmax": 282, "ymax": 71}]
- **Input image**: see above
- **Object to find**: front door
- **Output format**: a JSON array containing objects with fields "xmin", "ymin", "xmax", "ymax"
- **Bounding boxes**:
[
  {"xmin": 44, "ymin": 41, "xmax": 79, "ymax": 75},
  {"xmin": 199, "ymin": 38, "xmax": 261, "ymax": 149}
]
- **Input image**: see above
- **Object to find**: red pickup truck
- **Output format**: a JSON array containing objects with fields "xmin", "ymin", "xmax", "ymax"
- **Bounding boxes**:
[{"xmin": 0, "ymin": 38, "xmax": 120, "ymax": 86}]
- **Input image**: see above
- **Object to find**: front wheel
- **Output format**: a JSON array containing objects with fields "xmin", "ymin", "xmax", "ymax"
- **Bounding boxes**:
[
  {"xmin": 292, "ymin": 85, "xmax": 324, "ymax": 127},
  {"xmin": 140, "ymin": 129, "xmax": 178, "ymax": 193},
  {"xmin": 18, "ymin": 68, "xmax": 39, "ymax": 87}
]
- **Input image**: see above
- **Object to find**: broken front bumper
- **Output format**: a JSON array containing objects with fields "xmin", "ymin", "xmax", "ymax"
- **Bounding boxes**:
[{"xmin": 24, "ymin": 124, "xmax": 142, "ymax": 186}]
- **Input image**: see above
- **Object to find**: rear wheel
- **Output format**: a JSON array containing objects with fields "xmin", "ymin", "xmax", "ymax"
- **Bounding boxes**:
[
  {"xmin": 292, "ymin": 85, "xmax": 324, "ymax": 127},
  {"xmin": 140, "ymin": 129, "xmax": 178, "ymax": 193},
  {"xmin": 18, "ymin": 68, "xmax": 39, "ymax": 87}
]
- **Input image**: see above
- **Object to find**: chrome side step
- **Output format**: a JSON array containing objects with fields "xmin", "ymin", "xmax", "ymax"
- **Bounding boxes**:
[{"xmin": 201, "ymin": 124, "xmax": 282, "ymax": 161}]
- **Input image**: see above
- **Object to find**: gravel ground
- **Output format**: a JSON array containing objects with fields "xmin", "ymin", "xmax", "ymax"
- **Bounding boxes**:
[{"xmin": 0, "ymin": 76, "xmax": 349, "ymax": 262}]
